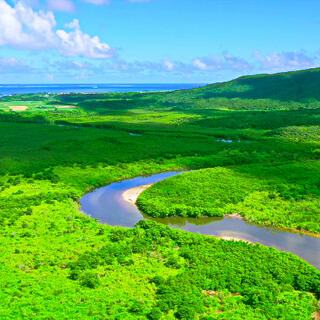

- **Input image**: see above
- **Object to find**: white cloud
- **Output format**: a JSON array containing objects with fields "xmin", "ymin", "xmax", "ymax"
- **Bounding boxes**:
[
  {"xmin": 0, "ymin": 0, "xmax": 56, "ymax": 49},
  {"xmin": 47, "ymin": 0, "xmax": 74, "ymax": 12},
  {"xmin": 193, "ymin": 59, "xmax": 207, "ymax": 70},
  {"xmin": 82, "ymin": 0, "xmax": 110, "ymax": 4},
  {"xmin": 192, "ymin": 54, "xmax": 251, "ymax": 71},
  {"xmin": 0, "ymin": 0, "xmax": 114, "ymax": 59},
  {"xmin": 101, "ymin": 54, "xmax": 252, "ymax": 75},
  {"xmin": 255, "ymin": 51, "xmax": 318, "ymax": 71},
  {"xmin": 55, "ymin": 59, "xmax": 96, "ymax": 70},
  {"xmin": 164, "ymin": 58, "xmax": 174, "ymax": 71},
  {"xmin": 126, "ymin": 0, "xmax": 151, "ymax": 2},
  {"xmin": 52, "ymin": 59, "xmax": 100, "ymax": 79},
  {"xmin": 56, "ymin": 19, "xmax": 113, "ymax": 58},
  {"xmin": 82, "ymin": 0, "xmax": 152, "ymax": 3},
  {"xmin": 0, "ymin": 57, "xmax": 34, "ymax": 73}
]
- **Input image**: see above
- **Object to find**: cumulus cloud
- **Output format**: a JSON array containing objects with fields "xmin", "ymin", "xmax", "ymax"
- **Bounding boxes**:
[
  {"xmin": 193, "ymin": 59, "xmax": 207, "ymax": 70},
  {"xmin": 82, "ymin": 0, "xmax": 110, "ymax": 4},
  {"xmin": 126, "ymin": 0, "xmax": 152, "ymax": 2},
  {"xmin": 82, "ymin": 0, "xmax": 153, "ymax": 3},
  {"xmin": 51, "ymin": 59, "xmax": 100, "ymax": 80},
  {"xmin": 99, "ymin": 54, "xmax": 252, "ymax": 75},
  {"xmin": 0, "ymin": 0, "xmax": 56, "ymax": 49},
  {"xmin": 0, "ymin": 0, "xmax": 114, "ymax": 58},
  {"xmin": 47, "ymin": 0, "xmax": 153, "ymax": 7},
  {"xmin": 163, "ymin": 58, "xmax": 174, "ymax": 71},
  {"xmin": 1, "ymin": 49, "xmax": 319, "ymax": 80},
  {"xmin": 192, "ymin": 52, "xmax": 318, "ymax": 74},
  {"xmin": 56, "ymin": 19, "xmax": 114, "ymax": 58},
  {"xmin": 192, "ymin": 54, "xmax": 252, "ymax": 71},
  {"xmin": 102, "ymin": 52, "xmax": 317, "ymax": 76},
  {"xmin": 0, "ymin": 57, "xmax": 35, "ymax": 73},
  {"xmin": 55, "ymin": 59, "xmax": 97, "ymax": 71},
  {"xmin": 100, "ymin": 58, "xmax": 191, "ymax": 75},
  {"xmin": 47, "ymin": 0, "xmax": 74, "ymax": 12},
  {"xmin": 255, "ymin": 51, "xmax": 318, "ymax": 71}
]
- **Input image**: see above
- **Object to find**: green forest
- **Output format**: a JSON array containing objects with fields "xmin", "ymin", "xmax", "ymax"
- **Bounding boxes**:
[
  {"xmin": 0, "ymin": 68, "xmax": 320, "ymax": 319},
  {"xmin": 137, "ymin": 163, "xmax": 320, "ymax": 233}
]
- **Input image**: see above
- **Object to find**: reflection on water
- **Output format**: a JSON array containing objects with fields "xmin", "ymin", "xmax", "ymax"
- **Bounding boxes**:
[
  {"xmin": 80, "ymin": 172, "xmax": 320, "ymax": 269},
  {"xmin": 129, "ymin": 133, "xmax": 143, "ymax": 136},
  {"xmin": 152, "ymin": 215, "xmax": 224, "ymax": 227},
  {"xmin": 217, "ymin": 139, "xmax": 234, "ymax": 143}
]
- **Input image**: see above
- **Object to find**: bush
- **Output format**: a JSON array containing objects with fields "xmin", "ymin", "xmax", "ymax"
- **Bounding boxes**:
[
  {"xmin": 147, "ymin": 307, "xmax": 162, "ymax": 320},
  {"xmin": 79, "ymin": 271, "xmax": 100, "ymax": 289}
]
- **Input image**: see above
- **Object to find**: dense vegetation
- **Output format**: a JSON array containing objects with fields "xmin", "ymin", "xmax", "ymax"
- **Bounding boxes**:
[
  {"xmin": 0, "ymin": 68, "xmax": 320, "ymax": 319},
  {"xmin": 138, "ymin": 163, "xmax": 320, "ymax": 233},
  {"xmin": 165, "ymin": 67, "xmax": 320, "ymax": 110}
]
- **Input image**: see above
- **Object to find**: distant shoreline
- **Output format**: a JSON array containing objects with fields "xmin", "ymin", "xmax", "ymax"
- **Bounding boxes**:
[{"xmin": 0, "ymin": 83, "xmax": 206, "ymax": 96}]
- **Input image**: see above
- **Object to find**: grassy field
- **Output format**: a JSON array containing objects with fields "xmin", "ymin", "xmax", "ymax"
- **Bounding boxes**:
[
  {"xmin": 0, "ymin": 68, "xmax": 320, "ymax": 319},
  {"xmin": 0, "ymin": 99, "xmax": 78, "ymax": 113}
]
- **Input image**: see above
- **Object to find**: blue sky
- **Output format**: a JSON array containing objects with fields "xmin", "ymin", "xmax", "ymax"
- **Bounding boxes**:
[{"xmin": 0, "ymin": 0, "xmax": 319, "ymax": 83}]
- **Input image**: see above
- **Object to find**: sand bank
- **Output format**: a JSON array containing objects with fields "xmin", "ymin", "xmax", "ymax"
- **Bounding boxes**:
[{"xmin": 122, "ymin": 184, "xmax": 153, "ymax": 204}]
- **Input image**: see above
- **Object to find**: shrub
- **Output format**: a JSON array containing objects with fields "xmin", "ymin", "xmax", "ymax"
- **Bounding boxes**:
[{"xmin": 79, "ymin": 271, "xmax": 100, "ymax": 289}]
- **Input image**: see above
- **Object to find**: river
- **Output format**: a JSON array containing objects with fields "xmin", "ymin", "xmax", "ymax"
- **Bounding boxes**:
[{"xmin": 80, "ymin": 171, "xmax": 320, "ymax": 269}]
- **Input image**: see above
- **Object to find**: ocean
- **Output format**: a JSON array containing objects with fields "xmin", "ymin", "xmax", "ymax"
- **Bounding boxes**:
[{"xmin": 0, "ymin": 83, "xmax": 205, "ymax": 96}]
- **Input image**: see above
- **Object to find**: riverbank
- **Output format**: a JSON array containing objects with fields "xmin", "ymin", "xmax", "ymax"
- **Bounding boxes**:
[
  {"xmin": 122, "ymin": 184, "xmax": 154, "ymax": 204},
  {"xmin": 122, "ymin": 185, "xmax": 252, "ymax": 243},
  {"xmin": 122, "ymin": 183, "xmax": 320, "ymax": 239},
  {"xmin": 80, "ymin": 171, "xmax": 320, "ymax": 268}
]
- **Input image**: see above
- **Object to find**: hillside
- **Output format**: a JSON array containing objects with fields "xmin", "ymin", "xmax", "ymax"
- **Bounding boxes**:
[
  {"xmin": 186, "ymin": 68, "xmax": 320, "ymax": 101},
  {"xmin": 162, "ymin": 67, "xmax": 320, "ymax": 111}
]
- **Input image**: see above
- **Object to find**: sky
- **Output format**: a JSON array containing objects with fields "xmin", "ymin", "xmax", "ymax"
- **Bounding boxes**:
[{"xmin": 0, "ymin": 0, "xmax": 320, "ymax": 83}]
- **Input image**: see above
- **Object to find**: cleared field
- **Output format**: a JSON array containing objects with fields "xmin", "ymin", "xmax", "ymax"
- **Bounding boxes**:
[
  {"xmin": 55, "ymin": 105, "xmax": 77, "ymax": 109},
  {"xmin": 0, "ymin": 99, "xmax": 79, "ymax": 114},
  {"xmin": 9, "ymin": 105, "xmax": 29, "ymax": 111}
]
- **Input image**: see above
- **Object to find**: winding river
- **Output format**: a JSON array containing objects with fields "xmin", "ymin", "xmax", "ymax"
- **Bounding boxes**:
[{"xmin": 80, "ymin": 171, "xmax": 320, "ymax": 269}]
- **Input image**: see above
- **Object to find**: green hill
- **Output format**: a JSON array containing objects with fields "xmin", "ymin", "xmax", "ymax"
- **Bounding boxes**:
[
  {"xmin": 164, "ymin": 67, "xmax": 320, "ymax": 111},
  {"xmin": 189, "ymin": 67, "xmax": 320, "ymax": 101}
]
